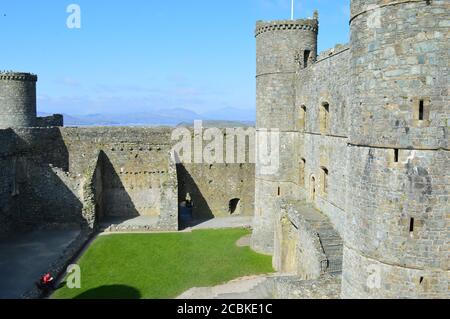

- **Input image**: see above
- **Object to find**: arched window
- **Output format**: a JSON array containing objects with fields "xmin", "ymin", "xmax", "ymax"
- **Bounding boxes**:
[
  {"xmin": 299, "ymin": 158, "xmax": 306, "ymax": 187},
  {"xmin": 299, "ymin": 105, "xmax": 306, "ymax": 131},
  {"xmin": 320, "ymin": 167, "xmax": 329, "ymax": 196},
  {"xmin": 320, "ymin": 102, "xmax": 330, "ymax": 134}
]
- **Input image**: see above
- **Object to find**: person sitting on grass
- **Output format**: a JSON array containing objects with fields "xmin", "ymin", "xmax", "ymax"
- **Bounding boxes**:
[{"xmin": 37, "ymin": 273, "xmax": 54, "ymax": 290}]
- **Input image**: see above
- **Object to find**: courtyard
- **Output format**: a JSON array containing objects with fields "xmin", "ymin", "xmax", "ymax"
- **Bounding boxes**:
[{"xmin": 52, "ymin": 228, "xmax": 273, "ymax": 299}]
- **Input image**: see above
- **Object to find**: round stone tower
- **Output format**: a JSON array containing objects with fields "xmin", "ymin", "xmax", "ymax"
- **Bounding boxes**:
[
  {"xmin": 0, "ymin": 71, "xmax": 38, "ymax": 129},
  {"xmin": 344, "ymin": 0, "xmax": 449, "ymax": 298},
  {"xmin": 251, "ymin": 18, "xmax": 319, "ymax": 254}
]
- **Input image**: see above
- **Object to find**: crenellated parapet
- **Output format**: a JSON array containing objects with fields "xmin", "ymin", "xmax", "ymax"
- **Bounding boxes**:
[
  {"xmin": 0, "ymin": 71, "xmax": 38, "ymax": 82},
  {"xmin": 255, "ymin": 19, "xmax": 319, "ymax": 37}
]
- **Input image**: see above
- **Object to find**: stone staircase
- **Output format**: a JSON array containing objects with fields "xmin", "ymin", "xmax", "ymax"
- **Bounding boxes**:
[{"xmin": 283, "ymin": 202, "xmax": 343, "ymax": 275}]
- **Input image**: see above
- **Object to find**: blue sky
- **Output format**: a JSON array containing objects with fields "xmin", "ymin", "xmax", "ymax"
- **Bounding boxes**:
[{"xmin": 0, "ymin": 0, "xmax": 350, "ymax": 120}]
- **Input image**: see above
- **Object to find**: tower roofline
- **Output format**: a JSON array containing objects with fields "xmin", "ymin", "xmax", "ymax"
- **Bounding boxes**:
[
  {"xmin": 0, "ymin": 71, "xmax": 37, "ymax": 82},
  {"xmin": 255, "ymin": 19, "xmax": 319, "ymax": 37}
]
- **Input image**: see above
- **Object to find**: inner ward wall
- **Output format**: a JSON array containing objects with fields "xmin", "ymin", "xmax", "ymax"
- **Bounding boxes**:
[
  {"xmin": 0, "ymin": 128, "xmax": 83, "ymax": 235},
  {"xmin": 60, "ymin": 127, "xmax": 255, "ymax": 221},
  {"xmin": 60, "ymin": 127, "xmax": 176, "ymax": 219},
  {"xmin": 0, "ymin": 129, "xmax": 16, "ymax": 235},
  {"xmin": 295, "ymin": 46, "xmax": 351, "ymax": 237},
  {"xmin": 175, "ymin": 127, "xmax": 255, "ymax": 220}
]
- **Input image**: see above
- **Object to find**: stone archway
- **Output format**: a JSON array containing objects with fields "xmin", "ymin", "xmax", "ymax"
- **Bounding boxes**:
[{"xmin": 229, "ymin": 198, "xmax": 241, "ymax": 215}]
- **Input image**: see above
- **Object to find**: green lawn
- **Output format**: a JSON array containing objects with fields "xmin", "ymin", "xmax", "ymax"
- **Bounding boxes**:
[{"xmin": 52, "ymin": 228, "xmax": 273, "ymax": 299}]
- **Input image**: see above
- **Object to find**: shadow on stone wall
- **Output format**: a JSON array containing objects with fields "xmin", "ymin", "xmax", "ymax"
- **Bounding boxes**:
[
  {"xmin": 100, "ymin": 152, "xmax": 140, "ymax": 220},
  {"xmin": 176, "ymin": 163, "xmax": 214, "ymax": 229},
  {"xmin": 4, "ymin": 129, "xmax": 86, "ymax": 233}
]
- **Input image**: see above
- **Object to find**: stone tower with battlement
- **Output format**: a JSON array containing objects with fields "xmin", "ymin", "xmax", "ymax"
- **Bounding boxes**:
[
  {"xmin": 251, "ymin": 18, "xmax": 319, "ymax": 254},
  {"xmin": 0, "ymin": 72, "xmax": 38, "ymax": 129},
  {"xmin": 343, "ymin": 0, "xmax": 449, "ymax": 298}
]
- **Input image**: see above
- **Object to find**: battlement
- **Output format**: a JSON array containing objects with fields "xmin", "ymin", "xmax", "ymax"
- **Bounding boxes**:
[
  {"xmin": 255, "ymin": 19, "xmax": 319, "ymax": 37},
  {"xmin": 316, "ymin": 44, "xmax": 350, "ymax": 63},
  {"xmin": 0, "ymin": 71, "xmax": 38, "ymax": 82}
]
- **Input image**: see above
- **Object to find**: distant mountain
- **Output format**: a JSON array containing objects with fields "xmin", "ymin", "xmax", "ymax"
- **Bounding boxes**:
[
  {"xmin": 38, "ymin": 108, "xmax": 204, "ymax": 126},
  {"xmin": 37, "ymin": 107, "xmax": 255, "ymax": 127},
  {"xmin": 177, "ymin": 120, "xmax": 254, "ymax": 128}
]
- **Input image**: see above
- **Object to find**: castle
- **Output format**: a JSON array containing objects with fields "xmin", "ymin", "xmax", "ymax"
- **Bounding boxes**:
[{"xmin": 0, "ymin": 0, "xmax": 448, "ymax": 299}]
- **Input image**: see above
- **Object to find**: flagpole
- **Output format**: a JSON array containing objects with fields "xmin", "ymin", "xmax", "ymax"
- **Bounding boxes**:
[{"xmin": 291, "ymin": 0, "xmax": 294, "ymax": 20}]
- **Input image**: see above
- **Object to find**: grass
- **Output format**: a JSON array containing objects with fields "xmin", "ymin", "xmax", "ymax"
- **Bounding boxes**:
[{"xmin": 52, "ymin": 228, "xmax": 273, "ymax": 299}]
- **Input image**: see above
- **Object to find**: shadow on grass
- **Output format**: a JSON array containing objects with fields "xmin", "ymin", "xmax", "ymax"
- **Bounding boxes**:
[{"xmin": 72, "ymin": 285, "xmax": 141, "ymax": 299}]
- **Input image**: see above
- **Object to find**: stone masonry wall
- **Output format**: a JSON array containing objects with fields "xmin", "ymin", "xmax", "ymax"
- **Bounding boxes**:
[
  {"xmin": 0, "ymin": 129, "xmax": 16, "ymax": 235},
  {"xmin": 295, "ymin": 46, "xmax": 351, "ymax": 237},
  {"xmin": 0, "ymin": 128, "xmax": 83, "ymax": 235},
  {"xmin": 60, "ymin": 127, "xmax": 177, "ymax": 226},
  {"xmin": 343, "ymin": 0, "xmax": 450, "ymax": 298},
  {"xmin": 0, "ymin": 73, "xmax": 37, "ymax": 129}
]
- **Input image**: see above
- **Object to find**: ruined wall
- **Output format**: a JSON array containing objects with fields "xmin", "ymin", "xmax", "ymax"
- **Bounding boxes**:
[
  {"xmin": 343, "ymin": 0, "xmax": 449, "ymax": 298},
  {"xmin": 0, "ymin": 123, "xmax": 255, "ymax": 235},
  {"xmin": 178, "ymin": 162, "xmax": 254, "ymax": 220},
  {"xmin": 0, "ymin": 129, "xmax": 16, "ymax": 235},
  {"xmin": 60, "ymin": 127, "xmax": 254, "ymax": 226},
  {"xmin": 35, "ymin": 114, "xmax": 64, "ymax": 128},
  {"xmin": 295, "ymin": 46, "xmax": 351, "ymax": 236},
  {"xmin": 60, "ymin": 127, "xmax": 177, "ymax": 226},
  {"xmin": 176, "ymin": 127, "xmax": 255, "ymax": 220},
  {"xmin": 0, "ymin": 128, "xmax": 83, "ymax": 235}
]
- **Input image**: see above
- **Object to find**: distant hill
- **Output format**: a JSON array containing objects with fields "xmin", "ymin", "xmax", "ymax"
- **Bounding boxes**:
[
  {"xmin": 37, "ymin": 107, "xmax": 255, "ymax": 127},
  {"xmin": 38, "ymin": 108, "xmax": 202, "ymax": 126},
  {"xmin": 177, "ymin": 120, "xmax": 254, "ymax": 128}
]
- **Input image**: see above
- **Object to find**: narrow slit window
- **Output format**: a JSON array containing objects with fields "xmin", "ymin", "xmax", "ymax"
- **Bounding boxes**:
[
  {"xmin": 320, "ymin": 102, "xmax": 330, "ymax": 134},
  {"xmin": 419, "ymin": 100, "xmax": 425, "ymax": 121},
  {"xmin": 299, "ymin": 105, "xmax": 306, "ymax": 131},
  {"xmin": 278, "ymin": 187, "xmax": 281, "ymax": 197},
  {"xmin": 409, "ymin": 218, "xmax": 415, "ymax": 233},
  {"xmin": 299, "ymin": 158, "xmax": 306, "ymax": 186},
  {"xmin": 321, "ymin": 167, "xmax": 329, "ymax": 195},
  {"xmin": 394, "ymin": 149, "xmax": 399, "ymax": 163},
  {"xmin": 304, "ymin": 50, "xmax": 311, "ymax": 68}
]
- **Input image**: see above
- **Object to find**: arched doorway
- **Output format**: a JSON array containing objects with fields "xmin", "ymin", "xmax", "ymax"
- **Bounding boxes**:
[
  {"xmin": 229, "ymin": 198, "xmax": 241, "ymax": 215},
  {"xmin": 310, "ymin": 176, "xmax": 316, "ymax": 201}
]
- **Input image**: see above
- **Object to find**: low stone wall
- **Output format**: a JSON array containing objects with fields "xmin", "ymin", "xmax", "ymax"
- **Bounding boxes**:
[
  {"xmin": 270, "ymin": 274, "xmax": 341, "ymax": 299},
  {"xmin": 273, "ymin": 200, "xmax": 327, "ymax": 279},
  {"xmin": 36, "ymin": 114, "xmax": 63, "ymax": 128}
]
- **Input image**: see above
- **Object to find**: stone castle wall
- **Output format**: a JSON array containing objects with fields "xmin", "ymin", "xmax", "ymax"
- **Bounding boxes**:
[
  {"xmin": 296, "ymin": 46, "xmax": 350, "ymax": 237},
  {"xmin": 253, "ymin": 0, "xmax": 449, "ymax": 299},
  {"xmin": 60, "ymin": 127, "xmax": 177, "ymax": 221},
  {"xmin": 343, "ymin": 0, "xmax": 449, "ymax": 298},
  {"xmin": 0, "ymin": 129, "xmax": 16, "ymax": 235},
  {"xmin": 0, "ymin": 128, "xmax": 83, "ymax": 235},
  {"xmin": 0, "ymin": 125, "xmax": 255, "ymax": 236}
]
